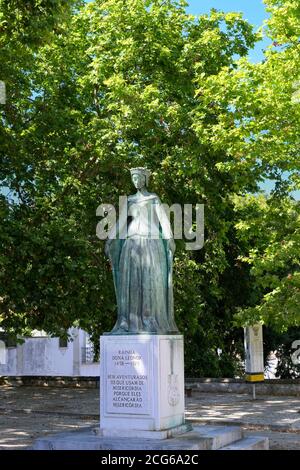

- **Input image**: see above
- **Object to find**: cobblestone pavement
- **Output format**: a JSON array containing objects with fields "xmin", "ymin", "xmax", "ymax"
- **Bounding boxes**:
[{"xmin": 0, "ymin": 385, "xmax": 299, "ymax": 450}]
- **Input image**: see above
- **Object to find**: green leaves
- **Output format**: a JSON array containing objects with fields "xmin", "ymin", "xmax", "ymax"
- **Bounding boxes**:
[
  {"xmin": 0, "ymin": 0, "xmax": 81, "ymax": 47},
  {"xmin": 264, "ymin": 0, "xmax": 300, "ymax": 44},
  {"xmin": 0, "ymin": 0, "xmax": 299, "ymax": 375},
  {"xmin": 233, "ymin": 194, "xmax": 300, "ymax": 331}
]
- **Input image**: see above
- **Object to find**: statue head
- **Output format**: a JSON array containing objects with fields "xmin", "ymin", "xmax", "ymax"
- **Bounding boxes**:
[{"xmin": 130, "ymin": 167, "xmax": 151, "ymax": 190}]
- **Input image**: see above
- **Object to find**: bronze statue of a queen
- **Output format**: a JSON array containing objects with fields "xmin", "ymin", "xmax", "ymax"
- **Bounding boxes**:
[{"xmin": 105, "ymin": 167, "xmax": 179, "ymax": 335}]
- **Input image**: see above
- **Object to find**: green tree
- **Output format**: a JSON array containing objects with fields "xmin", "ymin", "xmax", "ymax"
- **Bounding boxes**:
[
  {"xmin": 193, "ymin": 0, "xmax": 300, "ymax": 333},
  {"xmin": 0, "ymin": 0, "xmax": 79, "ymax": 45},
  {"xmin": 233, "ymin": 194, "xmax": 300, "ymax": 331},
  {"xmin": 1, "ymin": 0, "xmax": 298, "ymax": 376}
]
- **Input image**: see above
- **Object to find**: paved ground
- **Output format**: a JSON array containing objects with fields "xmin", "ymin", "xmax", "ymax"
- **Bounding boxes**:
[{"xmin": 0, "ymin": 385, "xmax": 299, "ymax": 450}]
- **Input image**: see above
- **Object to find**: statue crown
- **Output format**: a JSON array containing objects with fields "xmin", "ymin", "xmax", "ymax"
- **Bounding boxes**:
[{"xmin": 130, "ymin": 167, "xmax": 151, "ymax": 185}]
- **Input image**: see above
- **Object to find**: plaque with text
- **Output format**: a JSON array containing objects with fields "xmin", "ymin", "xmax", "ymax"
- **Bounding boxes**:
[{"xmin": 105, "ymin": 342, "xmax": 150, "ymax": 415}]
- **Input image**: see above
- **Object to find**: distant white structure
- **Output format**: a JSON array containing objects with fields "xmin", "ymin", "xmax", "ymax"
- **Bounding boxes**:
[
  {"xmin": 0, "ymin": 328, "xmax": 99, "ymax": 377},
  {"xmin": 244, "ymin": 324, "xmax": 264, "ymax": 382},
  {"xmin": 265, "ymin": 352, "xmax": 278, "ymax": 379}
]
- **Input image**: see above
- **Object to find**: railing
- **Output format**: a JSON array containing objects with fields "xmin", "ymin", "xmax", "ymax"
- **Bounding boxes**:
[{"xmin": 81, "ymin": 346, "xmax": 96, "ymax": 364}]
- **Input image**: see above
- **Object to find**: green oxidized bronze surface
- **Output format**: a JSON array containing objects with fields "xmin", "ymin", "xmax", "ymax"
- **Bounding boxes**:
[{"xmin": 105, "ymin": 168, "xmax": 179, "ymax": 335}]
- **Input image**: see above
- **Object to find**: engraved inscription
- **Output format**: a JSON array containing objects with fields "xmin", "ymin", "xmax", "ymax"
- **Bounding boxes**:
[{"xmin": 105, "ymin": 344, "xmax": 149, "ymax": 415}]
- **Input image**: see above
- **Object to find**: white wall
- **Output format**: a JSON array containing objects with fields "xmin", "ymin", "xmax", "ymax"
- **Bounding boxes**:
[
  {"xmin": 0, "ymin": 329, "xmax": 100, "ymax": 377},
  {"xmin": 0, "ymin": 346, "xmax": 17, "ymax": 375},
  {"xmin": 20, "ymin": 337, "xmax": 74, "ymax": 376},
  {"xmin": 80, "ymin": 363, "xmax": 100, "ymax": 376}
]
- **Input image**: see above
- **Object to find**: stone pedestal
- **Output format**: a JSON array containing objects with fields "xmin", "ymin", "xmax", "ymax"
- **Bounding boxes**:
[{"xmin": 100, "ymin": 334, "xmax": 185, "ymax": 436}]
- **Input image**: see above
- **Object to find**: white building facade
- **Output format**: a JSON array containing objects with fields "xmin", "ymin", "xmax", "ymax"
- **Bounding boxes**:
[{"xmin": 0, "ymin": 328, "xmax": 99, "ymax": 377}]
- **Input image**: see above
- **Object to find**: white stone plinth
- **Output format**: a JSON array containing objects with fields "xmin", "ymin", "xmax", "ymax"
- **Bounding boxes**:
[{"xmin": 100, "ymin": 334, "xmax": 185, "ymax": 434}]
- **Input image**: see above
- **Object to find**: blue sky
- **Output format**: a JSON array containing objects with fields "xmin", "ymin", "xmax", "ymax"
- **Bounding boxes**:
[
  {"xmin": 186, "ymin": 0, "xmax": 267, "ymax": 26},
  {"xmin": 186, "ymin": 0, "xmax": 270, "ymax": 63}
]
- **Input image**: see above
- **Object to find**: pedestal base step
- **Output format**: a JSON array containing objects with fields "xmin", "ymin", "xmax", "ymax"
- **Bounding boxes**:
[
  {"xmin": 220, "ymin": 436, "xmax": 269, "ymax": 450},
  {"xmin": 31, "ymin": 425, "xmax": 269, "ymax": 450},
  {"xmin": 99, "ymin": 423, "xmax": 192, "ymax": 440}
]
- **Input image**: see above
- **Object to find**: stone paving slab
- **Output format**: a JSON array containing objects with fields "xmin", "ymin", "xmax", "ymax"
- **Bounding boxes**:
[
  {"xmin": 0, "ymin": 385, "xmax": 299, "ymax": 450},
  {"xmin": 244, "ymin": 430, "xmax": 300, "ymax": 451},
  {"xmin": 185, "ymin": 393, "xmax": 300, "ymax": 431}
]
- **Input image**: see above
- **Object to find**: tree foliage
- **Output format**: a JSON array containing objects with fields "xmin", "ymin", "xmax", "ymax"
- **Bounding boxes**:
[
  {"xmin": 233, "ymin": 195, "xmax": 300, "ymax": 331},
  {"xmin": 193, "ymin": 0, "xmax": 300, "ymax": 333},
  {"xmin": 0, "ymin": 0, "xmax": 299, "ymax": 375}
]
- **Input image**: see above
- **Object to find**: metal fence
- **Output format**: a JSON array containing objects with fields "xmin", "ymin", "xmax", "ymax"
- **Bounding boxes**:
[{"xmin": 81, "ymin": 346, "xmax": 96, "ymax": 364}]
